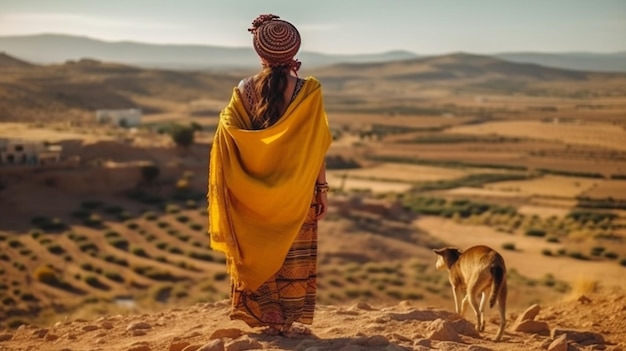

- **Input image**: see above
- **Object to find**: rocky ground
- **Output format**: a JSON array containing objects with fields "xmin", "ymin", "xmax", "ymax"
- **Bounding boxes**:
[{"xmin": 1, "ymin": 292, "xmax": 624, "ymax": 351}]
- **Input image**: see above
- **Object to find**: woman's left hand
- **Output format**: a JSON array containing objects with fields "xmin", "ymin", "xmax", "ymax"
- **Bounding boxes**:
[{"xmin": 315, "ymin": 192, "xmax": 328, "ymax": 220}]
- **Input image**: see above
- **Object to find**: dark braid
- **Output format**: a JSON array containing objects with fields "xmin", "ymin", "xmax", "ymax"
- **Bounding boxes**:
[{"xmin": 252, "ymin": 65, "xmax": 289, "ymax": 129}]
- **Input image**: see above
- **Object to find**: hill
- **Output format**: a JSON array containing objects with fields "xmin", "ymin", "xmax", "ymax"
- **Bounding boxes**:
[
  {"xmin": 1, "ymin": 34, "xmax": 625, "ymax": 72},
  {"xmin": 0, "ymin": 34, "xmax": 418, "ymax": 70},
  {"xmin": 2, "ymin": 51, "xmax": 626, "ymax": 123}
]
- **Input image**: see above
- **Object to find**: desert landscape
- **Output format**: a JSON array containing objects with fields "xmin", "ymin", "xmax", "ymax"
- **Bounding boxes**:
[{"xmin": 1, "ymin": 41, "xmax": 626, "ymax": 351}]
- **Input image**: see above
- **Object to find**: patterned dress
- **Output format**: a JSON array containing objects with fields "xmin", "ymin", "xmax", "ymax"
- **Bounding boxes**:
[{"xmin": 230, "ymin": 78, "xmax": 317, "ymax": 328}]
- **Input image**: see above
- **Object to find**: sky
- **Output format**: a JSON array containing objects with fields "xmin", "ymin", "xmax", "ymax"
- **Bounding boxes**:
[{"xmin": 0, "ymin": 0, "xmax": 625, "ymax": 55}]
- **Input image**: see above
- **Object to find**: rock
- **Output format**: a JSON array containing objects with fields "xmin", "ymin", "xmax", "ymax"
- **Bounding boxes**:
[
  {"xmin": 170, "ymin": 342, "xmax": 191, "ymax": 351},
  {"xmin": 44, "ymin": 333, "xmax": 59, "ymax": 341},
  {"xmin": 413, "ymin": 339, "xmax": 431, "ymax": 348},
  {"xmin": 32, "ymin": 328, "xmax": 49, "ymax": 338},
  {"xmin": 468, "ymin": 346, "xmax": 493, "ymax": 351},
  {"xmin": 426, "ymin": 319, "xmax": 462, "ymax": 342},
  {"xmin": 391, "ymin": 333, "xmax": 411, "ymax": 342},
  {"xmin": 355, "ymin": 302, "xmax": 374, "ymax": 310},
  {"xmin": 449, "ymin": 318, "xmax": 480, "ymax": 337},
  {"xmin": 338, "ymin": 345, "xmax": 362, "ymax": 351},
  {"xmin": 133, "ymin": 330, "xmax": 147, "ymax": 336},
  {"xmin": 82, "ymin": 325, "xmax": 99, "ymax": 332},
  {"xmin": 224, "ymin": 335, "xmax": 263, "ymax": 351},
  {"xmin": 181, "ymin": 345, "xmax": 202, "ymax": 351},
  {"xmin": 467, "ymin": 345, "xmax": 493, "ymax": 351},
  {"xmin": 385, "ymin": 345, "xmax": 409, "ymax": 351},
  {"xmin": 0, "ymin": 333, "xmax": 13, "ymax": 342},
  {"xmin": 127, "ymin": 322, "xmax": 152, "ymax": 331},
  {"xmin": 102, "ymin": 321, "xmax": 114, "ymax": 330},
  {"xmin": 387, "ymin": 310, "xmax": 443, "ymax": 321},
  {"xmin": 551, "ymin": 328, "xmax": 605, "ymax": 345},
  {"xmin": 367, "ymin": 335, "xmax": 390, "ymax": 347},
  {"xmin": 209, "ymin": 328, "xmax": 244, "ymax": 340},
  {"xmin": 548, "ymin": 334, "xmax": 569, "ymax": 351},
  {"xmin": 513, "ymin": 320, "xmax": 550, "ymax": 334},
  {"xmin": 517, "ymin": 304, "xmax": 541, "ymax": 322},
  {"xmin": 197, "ymin": 339, "xmax": 225, "ymax": 351},
  {"xmin": 127, "ymin": 345, "xmax": 151, "ymax": 351},
  {"xmin": 577, "ymin": 295, "xmax": 592, "ymax": 304}
]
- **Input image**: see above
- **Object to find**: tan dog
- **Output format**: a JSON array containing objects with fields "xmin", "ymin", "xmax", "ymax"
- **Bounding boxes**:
[{"xmin": 433, "ymin": 245, "xmax": 507, "ymax": 341}]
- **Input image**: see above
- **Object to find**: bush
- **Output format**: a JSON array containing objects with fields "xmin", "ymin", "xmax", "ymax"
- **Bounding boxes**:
[
  {"xmin": 143, "ymin": 212, "xmax": 158, "ymax": 221},
  {"xmin": 29, "ymin": 229, "xmax": 43, "ymax": 239},
  {"xmin": 176, "ymin": 215, "xmax": 189, "ymax": 223},
  {"xmin": 590, "ymin": 246, "xmax": 606, "ymax": 257},
  {"xmin": 501, "ymin": 243, "xmax": 516, "ymax": 251},
  {"xmin": 157, "ymin": 221, "xmax": 169, "ymax": 228},
  {"xmin": 186, "ymin": 200, "xmax": 198, "ymax": 209},
  {"xmin": 47, "ymin": 244, "xmax": 66, "ymax": 255},
  {"xmin": 604, "ymin": 252, "xmax": 619, "ymax": 260},
  {"xmin": 214, "ymin": 272, "xmax": 228, "ymax": 281},
  {"xmin": 104, "ymin": 271, "xmax": 124, "ymax": 283},
  {"xmin": 126, "ymin": 221, "xmax": 140, "ymax": 229},
  {"xmin": 541, "ymin": 249, "xmax": 553, "ymax": 256},
  {"xmin": 165, "ymin": 204, "xmax": 180, "ymax": 214},
  {"xmin": 619, "ymin": 258, "xmax": 626, "ymax": 267},
  {"xmin": 84, "ymin": 214, "xmax": 103, "ymax": 227},
  {"xmin": 131, "ymin": 247, "xmax": 150, "ymax": 258},
  {"xmin": 189, "ymin": 223, "xmax": 203, "ymax": 231},
  {"xmin": 84, "ymin": 275, "xmax": 110, "ymax": 290},
  {"xmin": 81, "ymin": 201, "xmax": 103, "ymax": 209},
  {"xmin": 168, "ymin": 124, "xmax": 195, "ymax": 148},
  {"xmin": 568, "ymin": 252, "xmax": 588, "ymax": 260},
  {"xmin": 34, "ymin": 266, "xmax": 59, "ymax": 285},
  {"xmin": 525, "ymin": 228, "xmax": 547, "ymax": 237},
  {"xmin": 108, "ymin": 238, "xmax": 129, "ymax": 251}
]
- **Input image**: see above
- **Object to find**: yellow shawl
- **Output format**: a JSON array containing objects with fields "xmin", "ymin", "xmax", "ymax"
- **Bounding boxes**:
[{"xmin": 208, "ymin": 77, "xmax": 332, "ymax": 291}]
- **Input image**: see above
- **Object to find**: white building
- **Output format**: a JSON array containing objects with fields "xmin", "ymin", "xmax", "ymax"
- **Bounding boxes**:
[
  {"xmin": 0, "ymin": 139, "xmax": 62, "ymax": 166},
  {"xmin": 96, "ymin": 108, "xmax": 142, "ymax": 127}
]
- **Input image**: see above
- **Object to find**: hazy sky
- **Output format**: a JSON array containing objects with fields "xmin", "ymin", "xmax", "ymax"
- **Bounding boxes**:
[{"xmin": 0, "ymin": 0, "xmax": 624, "ymax": 54}]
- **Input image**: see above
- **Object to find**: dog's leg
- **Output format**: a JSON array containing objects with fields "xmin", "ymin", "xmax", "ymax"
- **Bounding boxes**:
[
  {"xmin": 495, "ymin": 280, "xmax": 508, "ymax": 342},
  {"xmin": 478, "ymin": 291, "xmax": 486, "ymax": 331},
  {"xmin": 466, "ymin": 283, "xmax": 482, "ymax": 332},
  {"xmin": 460, "ymin": 294, "xmax": 469, "ymax": 317},
  {"xmin": 451, "ymin": 283, "xmax": 461, "ymax": 313}
]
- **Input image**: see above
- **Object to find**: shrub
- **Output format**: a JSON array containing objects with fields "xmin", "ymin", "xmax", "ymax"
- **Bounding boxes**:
[
  {"xmin": 131, "ymin": 247, "xmax": 150, "ymax": 258},
  {"xmin": 126, "ymin": 221, "xmax": 139, "ymax": 229},
  {"xmin": 590, "ymin": 246, "xmax": 606, "ymax": 257},
  {"xmin": 189, "ymin": 223, "xmax": 203, "ymax": 231},
  {"xmin": 34, "ymin": 266, "xmax": 59, "ymax": 284},
  {"xmin": 501, "ymin": 243, "xmax": 516, "ymax": 251},
  {"xmin": 47, "ymin": 244, "xmax": 66, "ymax": 255},
  {"xmin": 165, "ymin": 204, "xmax": 180, "ymax": 214},
  {"xmin": 103, "ymin": 206, "xmax": 124, "ymax": 214},
  {"xmin": 568, "ymin": 252, "xmax": 588, "ymax": 261},
  {"xmin": 143, "ymin": 211, "xmax": 157, "ymax": 221},
  {"xmin": 176, "ymin": 215, "xmax": 189, "ymax": 223},
  {"xmin": 546, "ymin": 236, "xmax": 560, "ymax": 243},
  {"xmin": 168, "ymin": 247, "xmax": 183, "ymax": 255},
  {"xmin": 8, "ymin": 239, "xmax": 23, "ymax": 248},
  {"xmin": 29, "ymin": 229, "xmax": 43, "ymax": 239},
  {"xmin": 84, "ymin": 214, "xmax": 103, "ymax": 227},
  {"xmin": 186, "ymin": 200, "xmax": 198, "ymax": 209},
  {"xmin": 189, "ymin": 252, "xmax": 214, "ymax": 262},
  {"xmin": 104, "ymin": 230, "xmax": 120, "ymax": 238},
  {"xmin": 156, "ymin": 242, "xmax": 169, "ymax": 250},
  {"xmin": 620, "ymin": 258, "xmax": 626, "ymax": 267},
  {"xmin": 84, "ymin": 275, "xmax": 110, "ymax": 290},
  {"xmin": 79, "ymin": 243, "xmax": 99, "ymax": 253},
  {"xmin": 525, "ymin": 228, "xmax": 547, "ymax": 237},
  {"xmin": 108, "ymin": 238, "xmax": 129, "ymax": 251},
  {"xmin": 541, "ymin": 249, "xmax": 553, "ymax": 256},
  {"xmin": 157, "ymin": 221, "xmax": 169, "ymax": 228},
  {"xmin": 214, "ymin": 272, "xmax": 228, "ymax": 281},
  {"xmin": 104, "ymin": 271, "xmax": 124, "ymax": 283},
  {"xmin": 604, "ymin": 252, "xmax": 619, "ymax": 260}
]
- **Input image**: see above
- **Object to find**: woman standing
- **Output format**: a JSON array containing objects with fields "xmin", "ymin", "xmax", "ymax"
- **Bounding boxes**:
[{"xmin": 208, "ymin": 14, "xmax": 332, "ymax": 337}]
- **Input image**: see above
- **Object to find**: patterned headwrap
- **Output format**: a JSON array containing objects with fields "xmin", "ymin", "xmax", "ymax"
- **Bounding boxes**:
[{"xmin": 248, "ymin": 14, "xmax": 302, "ymax": 73}]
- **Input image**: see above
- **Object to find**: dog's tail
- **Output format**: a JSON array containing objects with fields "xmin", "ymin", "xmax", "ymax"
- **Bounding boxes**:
[{"xmin": 489, "ymin": 264, "xmax": 505, "ymax": 308}]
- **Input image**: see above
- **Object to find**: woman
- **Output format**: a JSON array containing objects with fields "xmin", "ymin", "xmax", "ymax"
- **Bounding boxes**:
[{"xmin": 208, "ymin": 14, "xmax": 332, "ymax": 337}]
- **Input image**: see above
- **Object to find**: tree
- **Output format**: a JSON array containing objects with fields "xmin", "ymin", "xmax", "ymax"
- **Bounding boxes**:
[
  {"xmin": 169, "ymin": 124, "xmax": 195, "ymax": 148},
  {"xmin": 141, "ymin": 164, "xmax": 160, "ymax": 185}
]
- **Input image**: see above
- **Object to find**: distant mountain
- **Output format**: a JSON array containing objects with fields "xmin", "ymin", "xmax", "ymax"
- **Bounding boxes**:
[
  {"xmin": 493, "ymin": 52, "xmax": 626, "ymax": 73},
  {"xmin": 0, "ymin": 52, "xmax": 34, "ymax": 68},
  {"xmin": 0, "ymin": 34, "xmax": 418, "ymax": 70},
  {"xmin": 1, "ymin": 34, "xmax": 624, "ymax": 72}
]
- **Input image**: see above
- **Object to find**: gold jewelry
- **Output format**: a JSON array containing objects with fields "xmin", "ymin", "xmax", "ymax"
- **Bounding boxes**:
[{"xmin": 315, "ymin": 182, "xmax": 330, "ymax": 194}]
